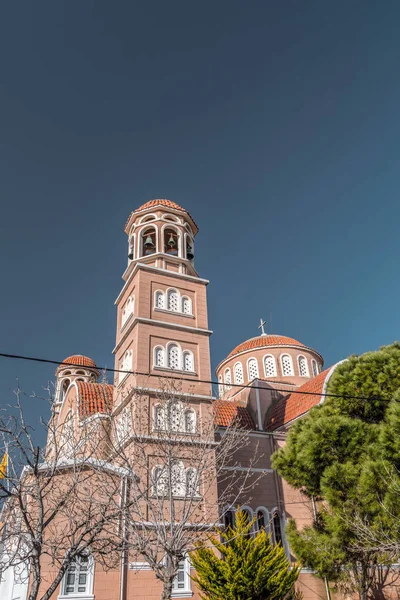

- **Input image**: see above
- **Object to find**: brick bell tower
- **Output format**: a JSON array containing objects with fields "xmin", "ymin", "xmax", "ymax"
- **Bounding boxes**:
[{"xmin": 113, "ymin": 199, "xmax": 213, "ymax": 400}]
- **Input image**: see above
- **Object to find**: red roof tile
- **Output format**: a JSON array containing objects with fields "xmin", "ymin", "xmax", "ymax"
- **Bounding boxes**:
[
  {"xmin": 227, "ymin": 335, "xmax": 308, "ymax": 359},
  {"xmin": 124, "ymin": 199, "xmax": 198, "ymax": 233},
  {"xmin": 214, "ymin": 400, "xmax": 255, "ymax": 430},
  {"xmin": 57, "ymin": 355, "xmax": 98, "ymax": 373},
  {"xmin": 76, "ymin": 382, "xmax": 114, "ymax": 419},
  {"xmin": 265, "ymin": 368, "xmax": 333, "ymax": 431}
]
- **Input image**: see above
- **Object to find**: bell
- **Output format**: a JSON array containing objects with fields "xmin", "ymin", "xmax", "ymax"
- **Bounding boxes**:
[
  {"xmin": 144, "ymin": 236, "xmax": 154, "ymax": 248},
  {"xmin": 187, "ymin": 245, "xmax": 194, "ymax": 260},
  {"xmin": 128, "ymin": 248, "xmax": 134, "ymax": 260},
  {"xmin": 168, "ymin": 234, "xmax": 176, "ymax": 248}
]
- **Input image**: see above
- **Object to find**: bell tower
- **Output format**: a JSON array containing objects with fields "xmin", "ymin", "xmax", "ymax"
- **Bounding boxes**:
[{"xmin": 113, "ymin": 199, "xmax": 212, "ymax": 400}]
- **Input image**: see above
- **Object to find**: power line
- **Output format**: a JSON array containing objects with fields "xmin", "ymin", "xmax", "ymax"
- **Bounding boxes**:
[{"xmin": 0, "ymin": 351, "xmax": 382, "ymax": 403}]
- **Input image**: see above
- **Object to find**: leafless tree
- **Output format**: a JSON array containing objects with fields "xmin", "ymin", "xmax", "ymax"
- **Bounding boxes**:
[
  {"xmin": 0, "ymin": 383, "xmax": 126, "ymax": 600},
  {"xmin": 0, "ymin": 378, "xmax": 261, "ymax": 600},
  {"xmin": 111, "ymin": 378, "xmax": 262, "ymax": 600}
]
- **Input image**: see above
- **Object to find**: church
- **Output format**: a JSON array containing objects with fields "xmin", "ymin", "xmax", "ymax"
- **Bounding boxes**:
[{"xmin": 1, "ymin": 199, "xmax": 337, "ymax": 600}]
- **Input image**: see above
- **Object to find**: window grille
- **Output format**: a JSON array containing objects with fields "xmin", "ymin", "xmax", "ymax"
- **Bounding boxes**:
[
  {"xmin": 182, "ymin": 297, "xmax": 191, "ymax": 314},
  {"xmin": 224, "ymin": 369, "xmax": 232, "ymax": 390},
  {"xmin": 298, "ymin": 356, "xmax": 308, "ymax": 377},
  {"xmin": 264, "ymin": 355, "xmax": 277, "ymax": 378},
  {"xmin": 183, "ymin": 352, "xmax": 194, "ymax": 372},
  {"xmin": 281, "ymin": 355, "xmax": 293, "ymax": 376},
  {"xmin": 234, "ymin": 362, "xmax": 244, "ymax": 384},
  {"xmin": 155, "ymin": 291, "xmax": 165, "ymax": 309},
  {"xmin": 247, "ymin": 358, "xmax": 259, "ymax": 380},
  {"xmin": 168, "ymin": 344, "xmax": 180, "ymax": 370},
  {"xmin": 167, "ymin": 290, "xmax": 179, "ymax": 312},
  {"xmin": 155, "ymin": 347, "xmax": 164, "ymax": 367}
]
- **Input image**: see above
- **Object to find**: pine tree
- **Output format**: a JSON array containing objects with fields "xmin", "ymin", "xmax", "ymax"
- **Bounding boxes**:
[
  {"xmin": 271, "ymin": 342, "xmax": 400, "ymax": 600},
  {"xmin": 190, "ymin": 511, "xmax": 299, "ymax": 600}
]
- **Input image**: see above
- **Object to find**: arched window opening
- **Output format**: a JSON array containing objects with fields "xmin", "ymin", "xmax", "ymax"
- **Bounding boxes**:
[
  {"xmin": 264, "ymin": 355, "xmax": 277, "ymax": 378},
  {"xmin": 185, "ymin": 409, "xmax": 196, "ymax": 433},
  {"xmin": 154, "ymin": 405, "xmax": 165, "ymax": 430},
  {"xmin": 257, "ymin": 510, "xmax": 266, "ymax": 532},
  {"xmin": 167, "ymin": 289, "xmax": 179, "ymax": 312},
  {"xmin": 186, "ymin": 468, "xmax": 197, "ymax": 496},
  {"xmin": 298, "ymin": 355, "xmax": 309, "ymax": 377},
  {"xmin": 62, "ymin": 553, "xmax": 93, "ymax": 596},
  {"xmin": 234, "ymin": 362, "xmax": 244, "ymax": 385},
  {"xmin": 224, "ymin": 368, "xmax": 232, "ymax": 390},
  {"xmin": 61, "ymin": 378, "xmax": 70, "ymax": 402},
  {"xmin": 171, "ymin": 462, "xmax": 185, "ymax": 496},
  {"xmin": 154, "ymin": 347, "xmax": 164, "ymax": 368},
  {"xmin": 182, "ymin": 296, "xmax": 192, "ymax": 315},
  {"xmin": 281, "ymin": 355, "xmax": 294, "ymax": 377},
  {"xmin": 218, "ymin": 375, "xmax": 224, "ymax": 398},
  {"xmin": 76, "ymin": 370, "xmax": 85, "ymax": 376},
  {"xmin": 311, "ymin": 359, "xmax": 318, "ymax": 377},
  {"xmin": 224, "ymin": 510, "xmax": 234, "ymax": 530},
  {"xmin": 186, "ymin": 236, "xmax": 194, "ymax": 261},
  {"xmin": 183, "ymin": 351, "xmax": 194, "ymax": 372},
  {"xmin": 169, "ymin": 401, "xmax": 183, "ymax": 432},
  {"xmin": 155, "ymin": 290, "xmax": 165, "ymax": 309},
  {"xmin": 140, "ymin": 214, "xmax": 156, "ymax": 224},
  {"xmin": 154, "ymin": 466, "xmax": 168, "ymax": 496},
  {"xmin": 272, "ymin": 512, "xmax": 283, "ymax": 546},
  {"xmin": 164, "ymin": 228, "xmax": 179, "ymax": 256},
  {"xmin": 167, "ymin": 344, "xmax": 180, "ymax": 370},
  {"xmin": 247, "ymin": 358, "xmax": 259, "ymax": 381},
  {"xmin": 128, "ymin": 235, "xmax": 135, "ymax": 260},
  {"xmin": 141, "ymin": 228, "xmax": 156, "ymax": 256}
]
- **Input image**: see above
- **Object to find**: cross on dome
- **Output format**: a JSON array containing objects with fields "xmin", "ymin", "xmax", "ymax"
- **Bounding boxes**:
[{"xmin": 258, "ymin": 318, "xmax": 267, "ymax": 336}]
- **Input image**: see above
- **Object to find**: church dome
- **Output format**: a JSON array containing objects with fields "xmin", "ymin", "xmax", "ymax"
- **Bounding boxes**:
[
  {"xmin": 57, "ymin": 355, "xmax": 98, "ymax": 373},
  {"xmin": 227, "ymin": 335, "xmax": 307, "ymax": 359}
]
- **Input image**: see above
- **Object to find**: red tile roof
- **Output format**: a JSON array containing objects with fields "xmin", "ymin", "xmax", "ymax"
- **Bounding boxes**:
[
  {"xmin": 265, "ymin": 368, "xmax": 332, "ymax": 431},
  {"xmin": 214, "ymin": 400, "xmax": 255, "ymax": 430},
  {"xmin": 76, "ymin": 382, "xmax": 114, "ymax": 419},
  {"xmin": 227, "ymin": 335, "xmax": 308, "ymax": 359},
  {"xmin": 57, "ymin": 355, "xmax": 98, "ymax": 373},
  {"xmin": 124, "ymin": 199, "xmax": 198, "ymax": 233}
]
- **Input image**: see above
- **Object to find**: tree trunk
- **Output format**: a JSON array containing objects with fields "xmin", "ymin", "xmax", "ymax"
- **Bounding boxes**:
[
  {"xmin": 161, "ymin": 579, "xmax": 174, "ymax": 600},
  {"xmin": 359, "ymin": 563, "xmax": 368, "ymax": 600},
  {"xmin": 28, "ymin": 557, "xmax": 40, "ymax": 600}
]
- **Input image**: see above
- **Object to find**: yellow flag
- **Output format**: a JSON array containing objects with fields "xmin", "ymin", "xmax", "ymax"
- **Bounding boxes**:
[{"xmin": 0, "ymin": 453, "xmax": 8, "ymax": 479}]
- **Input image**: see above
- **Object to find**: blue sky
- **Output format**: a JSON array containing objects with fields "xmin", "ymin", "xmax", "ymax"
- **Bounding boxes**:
[{"xmin": 0, "ymin": 1, "xmax": 399, "ymax": 438}]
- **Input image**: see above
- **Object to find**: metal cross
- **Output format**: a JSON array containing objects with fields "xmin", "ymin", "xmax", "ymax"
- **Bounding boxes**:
[{"xmin": 258, "ymin": 318, "xmax": 267, "ymax": 336}]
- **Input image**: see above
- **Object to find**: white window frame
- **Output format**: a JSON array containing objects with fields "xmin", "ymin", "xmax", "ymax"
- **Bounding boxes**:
[
  {"xmin": 59, "ymin": 553, "xmax": 94, "ymax": 600},
  {"xmin": 161, "ymin": 223, "xmax": 182, "ymax": 258},
  {"xmin": 182, "ymin": 350, "xmax": 195, "ymax": 373},
  {"xmin": 139, "ymin": 225, "xmax": 158, "ymax": 257},
  {"xmin": 167, "ymin": 342, "xmax": 182, "ymax": 370},
  {"xmin": 181, "ymin": 296, "xmax": 192, "ymax": 315},
  {"xmin": 263, "ymin": 354, "xmax": 277, "ymax": 378},
  {"xmin": 247, "ymin": 357, "xmax": 259, "ymax": 381},
  {"xmin": 255, "ymin": 506, "xmax": 270, "ymax": 535},
  {"xmin": 311, "ymin": 358, "xmax": 318, "ymax": 377},
  {"xmin": 167, "ymin": 288, "xmax": 180, "ymax": 312},
  {"xmin": 298, "ymin": 355, "xmax": 309, "ymax": 377},
  {"xmin": 172, "ymin": 555, "xmax": 192, "ymax": 598},
  {"xmin": 233, "ymin": 362, "xmax": 244, "ymax": 385},
  {"xmin": 154, "ymin": 345, "xmax": 165, "ymax": 368},
  {"xmin": 280, "ymin": 354, "xmax": 294, "ymax": 377},
  {"xmin": 224, "ymin": 368, "xmax": 232, "ymax": 390},
  {"xmin": 154, "ymin": 290, "xmax": 165, "ymax": 310}
]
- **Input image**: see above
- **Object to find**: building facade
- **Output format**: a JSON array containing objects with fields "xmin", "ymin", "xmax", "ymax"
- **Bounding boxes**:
[{"xmin": 1, "ymin": 199, "xmax": 337, "ymax": 600}]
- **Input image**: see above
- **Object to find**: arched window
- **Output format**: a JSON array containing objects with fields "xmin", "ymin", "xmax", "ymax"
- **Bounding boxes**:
[
  {"xmin": 185, "ymin": 235, "xmax": 194, "ymax": 261},
  {"xmin": 60, "ymin": 378, "xmax": 70, "ymax": 403},
  {"xmin": 60, "ymin": 411, "xmax": 74, "ymax": 458},
  {"xmin": 186, "ymin": 468, "xmax": 197, "ymax": 496},
  {"xmin": 154, "ymin": 346, "xmax": 164, "ymax": 368},
  {"xmin": 272, "ymin": 512, "xmax": 283, "ymax": 546},
  {"xmin": 167, "ymin": 344, "xmax": 180, "ymax": 370},
  {"xmin": 224, "ymin": 510, "xmax": 235, "ymax": 530},
  {"xmin": 182, "ymin": 296, "xmax": 192, "ymax": 315},
  {"xmin": 224, "ymin": 368, "xmax": 232, "ymax": 390},
  {"xmin": 62, "ymin": 553, "xmax": 94, "ymax": 596},
  {"xmin": 164, "ymin": 228, "xmax": 179, "ymax": 256},
  {"xmin": 234, "ymin": 362, "xmax": 244, "ymax": 384},
  {"xmin": 154, "ymin": 405, "xmax": 165, "ymax": 430},
  {"xmin": 218, "ymin": 375, "xmax": 224, "ymax": 398},
  {"xmin": 141, "ymin": 228, "xmax": 156, "ymax": 256},
  {"xmin": 264, "ymin": 355, "xmax": 277, "ymax": 378},
  {"xmin": 155, "ymin": 290, "xmax": 165, "ymax": 309},
  {"xmin": 255, "ymin": 507, "xmax": 270, "ymax": 534},
  {"xmin": 185, "ymin": 409, "xmax": 196, "ymax": 433},
  {"xmin": 167, "ymin": 289, "xmax": 179, "ymax": 312},
  {"xmin": 118, "ymin": 349, "xmax": 133, "ymax": 383},
  {"xmin": 171, "ymin": 462, "xmax": 185, "ymax": 496},
  {"xmin": 121, "ymin": 295, "xmax": 134, "ymax": 327},
  {"xmin": 247, "ymin": 358, "xmax": 259, "ymax": 381},
  {"xmin": 116, "ymin": 407, "xmax": 131, "ymax": 443},
  {"xmin": 154, "ymin": 466, "xmax": 168, "ymax": 496},
  {"xmin": 311, "ymin": 359, "xmax": 318, "ymax": 377},
  {"xmin": 281, "ymin": 354, "xmax": 294, "ymax": 376},
  {"xmin": 169, "ymin": 401, "xmax": 183, "ymax": 431},
  {"xmin": 183, "ymin": 351, "xmax": 194, "ymax": 372},
  {"xmin": 298, "ymin": 355, "xmax": 309, "ymax": 377}
]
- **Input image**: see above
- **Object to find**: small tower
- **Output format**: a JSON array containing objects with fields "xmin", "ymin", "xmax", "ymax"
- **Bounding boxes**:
[{"xmin": 55, "ymin": 355, "xmax": 99, "ymax": 407}]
